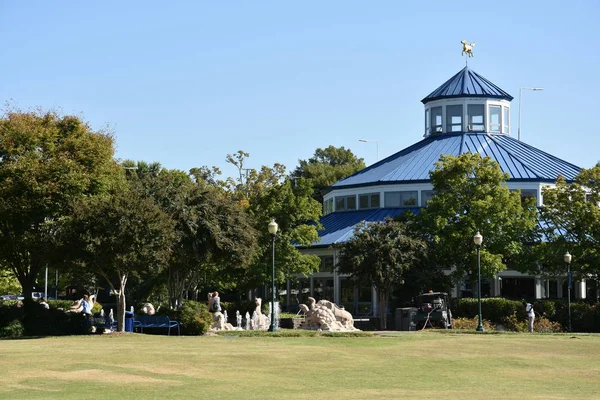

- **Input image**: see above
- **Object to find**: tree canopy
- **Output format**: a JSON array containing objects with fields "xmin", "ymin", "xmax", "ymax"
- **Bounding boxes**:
[
  {"xmin": 0, "ymin": 108, "xmax": 119, "ymax": 297},
  {"xmin": 336, "ymin": 218, "xmax": 427, "ymax": 329},
  {"xmin": 291, "ymin": 146, "xmax": 365, "ymax": 203},
  {"xmin": 416, "ymin": 153, "xmax": 538, "ymax": 284},
  {"xmin": 539, "ymin": 166, "xmax": 600, "ymax": 280},
  {"xmin": 65, "ymin": 183, "xmax": 176, "ymax": 331}
]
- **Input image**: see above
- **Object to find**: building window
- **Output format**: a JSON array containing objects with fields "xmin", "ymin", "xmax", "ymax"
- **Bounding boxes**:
[
  {"xmin": 323, "ymin": 198, "xmax": 334, "ymax": 215},
  {"xmin": 468, "ymin": 104, "xmax": 485, "ymax": 131},
  {"xmin": 446, "ymin": 105, "xmax": 463, "ymax": 132},
  {"xmin": 503, "ymin": 107, "xmax": 510, "ymax": 134},
  {"xmin": 335, "ymin": 195, "xmax": 356, "ymax": 211},
  {"xmin": 489, "ymin": 105, "xmax": 501, "ymax": 133},
  {"xmin": 421, "ymin": 190, "xmax": 434, "ymax": 207},
  {"xmin": 319, "ymin": 256, "xmax": 335, "ymax": 273},
  {"xmin": 425, "ymin": 109, "xmax": 430, "ymax": 136},
  {"xmin": 511, "ymin": 189, "xmax": 537, "ymax": 204},
  {"xmin": 384, "ymin": 191, "xmax": 418, "ymax": 208},
  {"xmin": 359, "ymin": 193, "xmax": 380, "ymax": 209},
  {"xmin": 430, "ymin": 107, "xmax": 443, "ymax": 134}
]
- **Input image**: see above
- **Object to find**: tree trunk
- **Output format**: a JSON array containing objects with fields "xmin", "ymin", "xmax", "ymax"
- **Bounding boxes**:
[
  {"xmin": 378, "ymin": 289, "xmax": 388, "ymax": 330},
  {"xmin": 116, "ymin": 274, "xmax": 127, "ymax": 332}
]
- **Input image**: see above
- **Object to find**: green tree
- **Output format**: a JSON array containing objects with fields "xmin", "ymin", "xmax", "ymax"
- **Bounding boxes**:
[
  {"xmin": 416, "ymin": 153, "xmax": 538, "ymax": 286},
  {"xmin": 123, "ymin": 161, "xmax": 259, "ymax": 307},
  {"xmin": 0, "ymin": 269, "xmax": 21, "ymax": 294},
  {"xmin": 539, "ymin": 166, "xmax": 600, "ymax": 281},
  {"xmin": 225, "ymin": 151, "xmax": 322, "ymax": 292},
  {"xmin": 291, "ymin": 146, "xmax": 366, "ymax": 203},
  {"xmin": 336, "ymin": 218, "xmax": 427, "ymax": 329},
  {"xmin": 65, "ymin": 185, "xmax": 176, "ymax": 331},
  {"xmin": 0, "ymin": 108, "xmax": 119, "ymax": 298}
]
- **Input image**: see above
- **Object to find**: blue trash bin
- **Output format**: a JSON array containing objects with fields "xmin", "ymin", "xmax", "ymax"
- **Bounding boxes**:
[{"xmin": 124, "ymin": 311, "xmax": 134, "ymax": 332}]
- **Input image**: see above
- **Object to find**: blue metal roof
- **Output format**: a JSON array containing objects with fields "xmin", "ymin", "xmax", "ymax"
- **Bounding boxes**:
[
  {"xmin": 312, "ymin": 208, "xmax": 418, "ymax": 247},
  {"xmin": 421, "ymin": 67, "xmax": 513, "ymax": 104},
  {"xmin": 331, "ymin": 133, "xmax": 581, "ymax": 189}
]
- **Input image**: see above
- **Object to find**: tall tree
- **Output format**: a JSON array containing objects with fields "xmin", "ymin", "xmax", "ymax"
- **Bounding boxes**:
[
  {"xmin": 292, "ymin": 146, "xmax": 366, "ymax": 203},
  {"xmin": 123, "ymin": 161, "xmax": 259, "ymax": 307},
  {"xmin": 336, "ymin": 219, "xmax": 427, "ymax": 330},
  {"xmin": 65, "ymin": 185, "xmax": 176, "ymax": 331},
  {"xmin": 0, "ymin": 109, "xmax": 119, "ymax": 298},
  {"xmin": 539, "ymin": 166, "xmax": 600, "ymax": 281},
  {"xmin": 225, "ymin": 151, "xmax": 322, "ymax": 292},
  {"xmin": 416, "ymin": 153, "xmax": 538, "ymax": 285}
]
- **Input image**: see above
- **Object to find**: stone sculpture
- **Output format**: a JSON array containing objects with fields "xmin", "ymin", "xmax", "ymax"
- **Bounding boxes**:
[
  {"xmin": 298, "ymin": 297, "xmax": 359, "ymax": 332},
  {"xmin": 142, "ymin": 303, "xmax": 155, "ymax": 315},
  {"xmin": 207, "ymin": 292, "xmax": 238, "ymax": 331},
  {"xmin": 461, "ymin": 40, "xmax": 475, "ymax": 57},
  {"xmin": 250, "ymin": 297, "xmax": 270, "ymax": 330}
]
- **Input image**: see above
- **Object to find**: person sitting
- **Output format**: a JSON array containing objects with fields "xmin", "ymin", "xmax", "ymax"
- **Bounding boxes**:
[
  {"xmin": 39, "ymin": 297, "xmax": 50, "ymax": 310},
  {"xmin": 81, "ymin": 295, "xmax": 93, "ymax": 333}
]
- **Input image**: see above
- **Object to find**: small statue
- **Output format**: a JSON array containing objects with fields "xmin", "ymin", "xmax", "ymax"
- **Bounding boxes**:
[{"xmin": 461, "ymin": 40, "xmax": 475, "ymax": 57}]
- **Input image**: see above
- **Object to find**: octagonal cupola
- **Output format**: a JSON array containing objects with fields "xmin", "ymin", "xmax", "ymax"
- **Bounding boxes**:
[{"xmin": 421, "ymin": 66, "xmax": 513, "ymax": 137}]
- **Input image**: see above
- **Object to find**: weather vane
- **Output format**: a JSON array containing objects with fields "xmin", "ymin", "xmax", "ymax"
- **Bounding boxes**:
[{"xmin": 461, "ymin": 40, "xmax": 475, "ymax": 65}]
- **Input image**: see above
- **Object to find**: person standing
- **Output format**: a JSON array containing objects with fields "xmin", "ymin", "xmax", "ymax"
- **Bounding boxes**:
[
  {"xmin": 210, "ymin": 291, "xmax": 221, "ymax": 313},
  {"xmin": 525, "ymin": 302, "xmax": 535, "ymax": 333},
  {"xmin": 81, "ymin": 295, "xmax": 93, "ymax": 333}
]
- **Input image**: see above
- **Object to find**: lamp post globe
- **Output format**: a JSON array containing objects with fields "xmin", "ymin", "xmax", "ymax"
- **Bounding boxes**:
[
  {"xmin": 268, "ymin": 219, "xmax": 278, "ymax": 332},
  {"xmin": 473, "ymin": 231, "xmax": 484, "ymax": 332},
  {"xmin": 564, "ymin": 251, "xmax": 572, "ymax": 333}
]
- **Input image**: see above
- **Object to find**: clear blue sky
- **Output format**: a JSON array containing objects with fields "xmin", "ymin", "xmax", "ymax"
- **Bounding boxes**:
[{"xmin": 2, "ymin": 1, "xmax": 599, "ymax": 179}]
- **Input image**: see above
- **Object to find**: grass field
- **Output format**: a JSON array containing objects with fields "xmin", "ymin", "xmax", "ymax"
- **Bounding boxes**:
[{"xmin": 1, "ymin": 332, "xmax": 599, "ymax": 400}]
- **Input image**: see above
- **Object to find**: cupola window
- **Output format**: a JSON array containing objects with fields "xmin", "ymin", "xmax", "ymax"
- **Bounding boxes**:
[
  {"xmin": 467, "ymin": 104, "xmax": 485, "ymax": 131},
  {"xmin": 446, "ymin": 105, "xmax": 463, "ymax": 132},
  {"xmin": 489, "ymin": 105, "xmax": 501, "ymax": 133},
  {"xmin": 503, "ymin": 107, "xmax": 510, "ymax": 133},
  {"xmin": 359, "ymin": 193, "xmax": 380, "ymax": 209},
  {"xmin": 335, "ymin": 195, "xmax": 356, "ymax": 211},
  {"xmin": 430, "ymin": 107, "xmax": 443, "ymax": 134}
]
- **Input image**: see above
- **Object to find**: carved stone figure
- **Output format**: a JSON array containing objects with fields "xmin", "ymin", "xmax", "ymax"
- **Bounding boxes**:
[
  {"xmin": 298, "ymin": 297, "xmax": 359, "ymax": 332},
  {"xmin": 207, "ymin": 292, "xmax": 238, "ymax": 331},
  {"xmin": 461, "ymin": 40, "xmax": 475, "ymax": 57},
  {"xmin": 250, "ymin": 297, "xmax": 270, "ymax": 330},
  {"xmin": 142, "ymin": 303, "xmax": 155, "ymax": 315}
]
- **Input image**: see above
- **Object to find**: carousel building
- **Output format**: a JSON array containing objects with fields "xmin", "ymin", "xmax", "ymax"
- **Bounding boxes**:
[{"xmin": 286, "ymin": 65, "xmax": 587, "ymax": 316}]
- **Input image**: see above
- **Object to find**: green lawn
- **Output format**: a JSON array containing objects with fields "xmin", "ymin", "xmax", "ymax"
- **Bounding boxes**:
[{"xmin": 1, "ymin": 332, "xmax": 599, "ymax": 400}]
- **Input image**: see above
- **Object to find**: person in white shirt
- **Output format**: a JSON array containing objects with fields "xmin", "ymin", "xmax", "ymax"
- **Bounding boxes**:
[
  {"xmin": 81, "ymin": 295, "xmax": 93, "ymax": 333},
  {"xmin": 525, "ymin": 302, "xmax": 535, "ymax": 333}
]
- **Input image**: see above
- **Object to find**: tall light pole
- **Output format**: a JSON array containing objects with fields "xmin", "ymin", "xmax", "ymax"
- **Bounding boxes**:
[
  {"xmin": 518, "ymin": 87, "xmax": 544, "ymax": 141},
  {"xmin": 473, "ymin": 231, "xmax": 484, "ymax": 332},
  {"xmin": 564, "ymin": 251, "xmax": 572, "ymax": 333},
  {"xmin": 268, "ymin": 219, "xmax": 279, "ymax": 332},
  {"xmin": 359, "ymin": 139, "xmax": 379, "ymax": 162}
]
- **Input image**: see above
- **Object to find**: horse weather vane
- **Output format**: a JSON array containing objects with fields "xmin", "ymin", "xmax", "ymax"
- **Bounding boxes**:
[{"xmin": 461, "ymin": 40, "xmax": 475, "ymax": 65}]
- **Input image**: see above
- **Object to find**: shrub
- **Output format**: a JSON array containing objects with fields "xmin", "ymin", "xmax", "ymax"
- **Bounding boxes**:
[
  {"xmin": 453, "ymin": 298, "xmax": 523, "ymax": 321},
  {"xmin": 451, "ymin": 317, "xmax": 495, "ymax": 331},
  {"xmin": 0, "ymin": 319, "xmax": 24, "ymax": 338},
  {"xmin": 167, "ymin": 301, "xmax": 212, "ymax": 335}
]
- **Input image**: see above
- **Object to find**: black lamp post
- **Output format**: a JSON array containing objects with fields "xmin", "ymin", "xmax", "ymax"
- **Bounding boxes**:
[
  {"xmin": 564, "ymin": 251, "xmax": 572, "ymax": 333},
  {"xmin": 268, "ymin": 219, "xmax": 278, "ymax": 332},
  {"xmin": 473, "ymin": 231, "xmax": 484, "ymax": 332}
]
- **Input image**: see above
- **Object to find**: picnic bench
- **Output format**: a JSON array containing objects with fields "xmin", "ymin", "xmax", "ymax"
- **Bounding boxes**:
[{"xmin": 133, "ymin": 315, "xmax": 181, "ymax": 336}]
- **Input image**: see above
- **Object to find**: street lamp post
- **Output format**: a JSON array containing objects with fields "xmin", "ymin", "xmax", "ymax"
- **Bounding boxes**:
[
  {"xmin": 473, "ymin": 231, "xmax": 484, "ymax": 332},
  {"xmin": 358, "ymin": 139, "xmax": 379, "ymax": 161},
  {"xmin": 268, "ymin": 219, "xmax": 279, "ymax": 332},
  {"xmin": 564, "ymin": 251, "xmax": 572, "ymax": 333},
  {"xmin": 518, "ymin": 87, "xmax": 544, "ymax": 141}
]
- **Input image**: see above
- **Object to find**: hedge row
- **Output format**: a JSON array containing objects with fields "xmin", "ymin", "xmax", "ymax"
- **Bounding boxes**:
[
  {"xmin": 0, "ymin": 299, "xmax": 88, "ymax": 337},
  {"xmin": 452, "ymin": 298, "xmax": 600, "ymax": 332}
]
